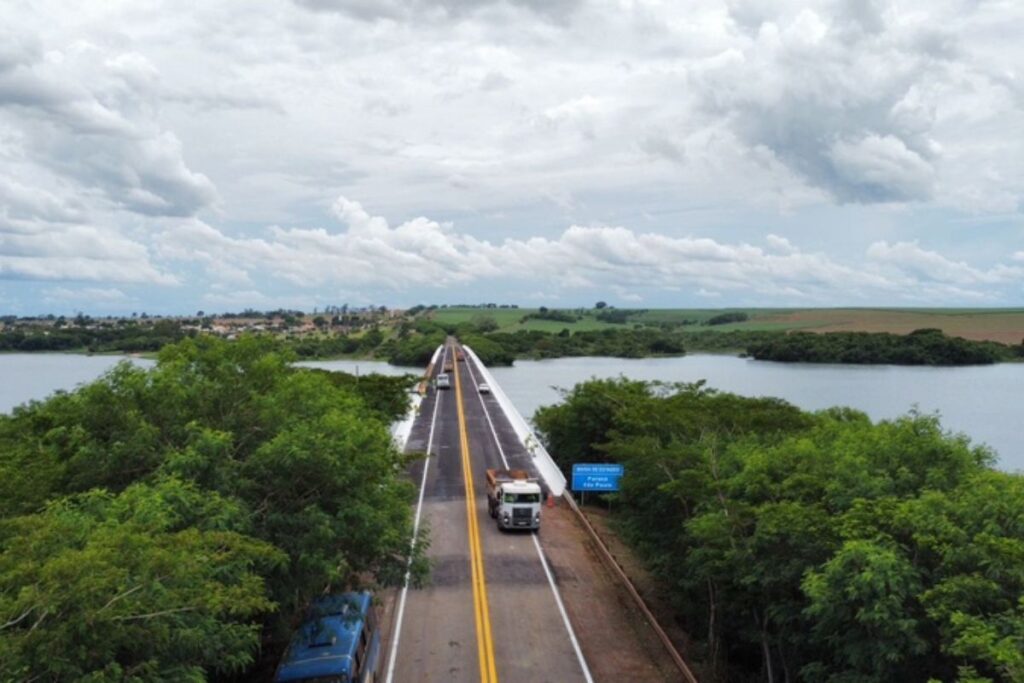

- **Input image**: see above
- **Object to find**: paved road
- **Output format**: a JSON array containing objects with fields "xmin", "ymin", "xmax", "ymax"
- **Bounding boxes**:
[{"xmin": 386, "ymin": 341, "xmax": 591, "ymax": 683}]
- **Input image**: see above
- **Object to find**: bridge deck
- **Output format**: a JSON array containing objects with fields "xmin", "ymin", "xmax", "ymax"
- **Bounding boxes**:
[{"xmin": 385, "ymin": 341, "xmax": 684, "ymax": 683}]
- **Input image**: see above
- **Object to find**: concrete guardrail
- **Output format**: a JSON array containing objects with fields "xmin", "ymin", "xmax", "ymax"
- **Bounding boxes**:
[{"xmin": 461, "ymin": 345, "xmax": 567, "ymax": 496}]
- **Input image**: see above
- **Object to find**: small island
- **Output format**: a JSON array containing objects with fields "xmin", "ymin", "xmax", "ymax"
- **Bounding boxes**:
[{"xmin": 747, "ymin": 328, "xmax": 1023, "ymax": 366}]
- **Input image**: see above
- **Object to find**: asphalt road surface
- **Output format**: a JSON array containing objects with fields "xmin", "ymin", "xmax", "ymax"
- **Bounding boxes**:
[{"xmin": 385, "ymin": 341, "xmax": 592, "ymax": 683}]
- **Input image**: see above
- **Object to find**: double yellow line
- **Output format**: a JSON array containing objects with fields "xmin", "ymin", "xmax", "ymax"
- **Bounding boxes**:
[{"xmin": 452, "ymin": 343, "xmax": 498, "ymax": 683}]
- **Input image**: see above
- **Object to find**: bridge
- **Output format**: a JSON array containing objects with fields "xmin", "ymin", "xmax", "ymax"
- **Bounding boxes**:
[{"xmin": 380, "ymin": 340, "xmax": 693, "ymax": 683}]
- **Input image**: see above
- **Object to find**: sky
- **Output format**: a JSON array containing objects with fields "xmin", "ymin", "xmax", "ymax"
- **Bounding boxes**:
[{"xmin": 2, "ymin": 0, "xmax": 1023, "ymax": 315}]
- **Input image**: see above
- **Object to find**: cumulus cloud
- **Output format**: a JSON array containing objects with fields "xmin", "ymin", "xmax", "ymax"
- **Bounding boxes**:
[
  {"xmin": 828, "ymin": 134, "xmax": 935, "ymax": 201},
  {"xmin": 0, "ymin": 216, "xmax": 176, "ymax": 284},
  {"xmin": 200, "ymin": 287, "xmax": 313, "ymax": 311},
  {"xmin": 0, "ymin": 41, "xmax": 216, "ymax": 217},
  {"xmin": 292, "ymin": 0, "xmax": 582, "ymax": 23},
  {"xmin": 2, "ymin": 2, "xmax": 1023, "ymax": 312},
  {"xmin": 154, "ymin": 196, "xmax": 1023, "ymax": 305},
  {"xmin": 0, "ymin": 29, "xmax": 215, "ymax": 290},
  {"xmin": 689, "ymin": 1, "xmax": 995, "ymax": 204},
  {"xmin": 867, "ymin": 241, "xmax": 1022, "ymax": 286},
  {"xmin": 765, "ymin": 234, "xmax": 797, "ymax": 254},
  {"xmin": 43, "ymin": 286, "xmax": 130, "ymax": 304}
]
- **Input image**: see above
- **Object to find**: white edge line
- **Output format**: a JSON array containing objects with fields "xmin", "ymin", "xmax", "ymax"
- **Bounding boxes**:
[
  {"xmin": 462, "ymin": 345, "xmax": 566, "ymax": 495},
  {"xmin": 385, "ymin": 345, "xmax": 446, "ymax": 683},
  {"xmin": 530, "ymin": 532, "xmax": 594, "ymax": 683},
  {"xmin": 462, "ymin": 355, "xmax": 595, "ymax": 683},
  {"xmin": 462, "ymin": 359, "xmax": 510, "ymax": 470}
]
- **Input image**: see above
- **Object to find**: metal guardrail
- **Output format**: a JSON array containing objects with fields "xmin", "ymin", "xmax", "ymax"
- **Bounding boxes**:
[{"xmin": 562, "ymin": 494, "xmax": 700, "ymax": 683}]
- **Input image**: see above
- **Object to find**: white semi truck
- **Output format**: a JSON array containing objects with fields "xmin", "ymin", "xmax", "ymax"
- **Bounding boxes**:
[{"xmin": 485, "ymin": 468, "xmax": 543, "ymax": 531}]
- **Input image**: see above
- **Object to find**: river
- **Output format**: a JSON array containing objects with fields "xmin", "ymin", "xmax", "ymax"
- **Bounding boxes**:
[
  {"xmin": 0, "ymin": 354, "xmax": 156, "ymax": 414},
  {"xmin": 2, "ymin": 353, "xmax": 1020, "ymax": 471}
]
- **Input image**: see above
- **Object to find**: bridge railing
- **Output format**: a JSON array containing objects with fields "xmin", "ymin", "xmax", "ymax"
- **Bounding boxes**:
[
  {"xmin": 461, "ymin": 345, "xmax": 567, "ymax": 496},
  {"xmin": 392, "ymin": 345, "xmax": 442, "ymax": 450}
]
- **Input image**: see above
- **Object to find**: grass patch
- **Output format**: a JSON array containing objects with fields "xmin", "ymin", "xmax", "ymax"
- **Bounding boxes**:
[
  {"xmin": 429, "ymin": 306, "xmax": 1024, "ymax": 344},
  {"xmin": 429, "ymin": 306, "xmax": 528, "ymax": 329}
]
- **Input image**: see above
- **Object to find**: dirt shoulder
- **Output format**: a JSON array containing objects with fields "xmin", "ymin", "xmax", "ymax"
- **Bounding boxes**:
[{"xmin": 538, "ymin": 499, "xmax": 697, "ymax": 682}]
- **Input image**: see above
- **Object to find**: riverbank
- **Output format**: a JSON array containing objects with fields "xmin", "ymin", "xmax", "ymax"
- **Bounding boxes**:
[
  {"xmin": 477, "ymin": 327, "xmax": 1024, "ymax": 367},
  {"xmin": 7, "ymin": 307, "xmax": 1024, "ymax": 368},
  {"xmin": 4, "ymin": 348, "xmax": 1024, "ymax": 467},
  {"xmin": 535, "ymin": 375, "xmax": 1024, "ymax": 681}
]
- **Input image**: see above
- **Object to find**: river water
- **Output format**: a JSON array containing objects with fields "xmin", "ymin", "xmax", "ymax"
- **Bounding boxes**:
[
  {"xmin": 0, "ymin": 354, "xmax": 155, "ymax": 414},
  {"xmin": 3, "ymin": 354, "xmax": 1020, "ymax": 471}
]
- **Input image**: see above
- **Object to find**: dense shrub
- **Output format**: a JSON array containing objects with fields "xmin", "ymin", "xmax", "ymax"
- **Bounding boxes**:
[
  {"xmin": 748, "ymin": 329, "xmax": 1014, "ymax": 365},
  {"xmin": 705, "ymin": 311, "xmax": 749, "ymax": 325},
  {"xmin": 536, "ymin": 379, "xmax": 1017, "ymax": 682},
  {"xmin": 385, "ymin": 329, "xmax": 446, "ymax": 366},
  {"xmin": 0, "ymin": 336, "xmax": 425, "ymax": 680}
]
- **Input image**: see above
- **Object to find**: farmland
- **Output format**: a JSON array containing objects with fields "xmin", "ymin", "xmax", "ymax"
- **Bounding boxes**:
[
  {"xmin": 427, "ymin": 306, "xmax": 1024, "ymax": 344},
  {"xmin": 428, "ymin": 306, "xmax": 621, "ymax": 332},
  {"xmin": 746, "ymin": 308, "xmax": 1024, "ymax": 344}
]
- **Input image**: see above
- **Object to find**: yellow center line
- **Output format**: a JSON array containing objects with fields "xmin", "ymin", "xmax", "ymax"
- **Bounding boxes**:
[{"xmin": 453, "ymin": 342, "xmax": 499, "ymax": 683}]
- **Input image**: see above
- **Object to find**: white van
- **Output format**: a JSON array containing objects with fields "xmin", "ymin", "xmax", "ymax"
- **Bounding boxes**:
[{"xmin": 437, "ymin": 373, "xmax": 451, "ymax": 390}]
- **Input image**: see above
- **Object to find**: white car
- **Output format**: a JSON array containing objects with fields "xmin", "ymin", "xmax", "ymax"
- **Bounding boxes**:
[{"xmin": 478, "ymin": 382, "xmax": 490, "ymax": 394}]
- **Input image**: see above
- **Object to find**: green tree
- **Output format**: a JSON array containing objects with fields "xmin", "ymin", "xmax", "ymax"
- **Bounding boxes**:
[
  {"xmin": 533, "ymin": 377, "xmax": 650, "ymax": 471},
  {"xmin": 0, "ymin": 479, "xmax": 283, "ymax": 682},
  {"xmin": 460, "ymin": 334, "xmax": 514, "ymax": 366},
  {"xmin": 470, "ymin": 314, "xmax": 499, "ymax": 332},
  {"xmin": 803, "ymin": 540, "xmax": 928, "ymax": 681},
  {"xmin": 0, "ymin": 335, "xmax": 426, "ymax": 678},
  {"xmin": 535, "ymin": 378, "xmax": 1011, "ymax": 682}
]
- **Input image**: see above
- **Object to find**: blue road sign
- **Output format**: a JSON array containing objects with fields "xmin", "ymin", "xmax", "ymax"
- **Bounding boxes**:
[{"xmin": 571, "ymin": 463, "xmax": 624, "ymax": 492}]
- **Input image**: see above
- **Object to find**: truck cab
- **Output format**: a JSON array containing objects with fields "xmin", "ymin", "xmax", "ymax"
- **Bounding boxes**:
[
  {"xmin": 485, "ymin": 469, "xmax": 542, "ymax": 531},
  {"xmin": 274, "ymin": 591, "xmax": 380, "ymax": 683}
]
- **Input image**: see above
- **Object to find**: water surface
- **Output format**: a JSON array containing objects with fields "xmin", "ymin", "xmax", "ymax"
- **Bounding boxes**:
[
  {"xmin": 489, "ymin": 355, "xmax": 1023, "ymax": 472},
  {"xmin": 295, "ymin": 359, "xmax": 418, "ymax": 377},
  {"xmin": 3, "ymin": 353, "xmax": 1019, "ymax": 471},
  {"xmin": 0, "ymin": 356, "xmax": 413, "ymax": 416},
  {"xmin": 0, "ymin": 354, "xmax": 154, "ymax": 414}
]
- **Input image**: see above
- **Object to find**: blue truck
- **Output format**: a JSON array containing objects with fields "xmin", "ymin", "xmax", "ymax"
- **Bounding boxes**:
[{"xmin": 274, "ymin": 591, "xmax": 380, "ymax": 683}]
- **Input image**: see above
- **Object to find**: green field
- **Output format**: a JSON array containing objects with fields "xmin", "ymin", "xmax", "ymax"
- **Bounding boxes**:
[
  {"xmin": 427, "ymin": 306, "xmax": 1024, "ymax": 344},
  {"xmin": 748, "ymin": 308, "xmax": 1024, "ymax": 344},
  {"xmin": 428, "ymin": 307, "xmax": 528, "ymax": 329},
  {"xmin": 428, "ymin": 307, "xmax": 621, "ymax": 333},
  {"xmin": 628, "ymin": 308, "xmax": 788, "ymax": 325}
]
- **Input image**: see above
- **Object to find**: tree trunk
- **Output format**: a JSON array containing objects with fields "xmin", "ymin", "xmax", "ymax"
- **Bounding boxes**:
[
  {"xmin": 707, "ymin": 578, "xmax": 720, "ymax": 679},
  {"xmin": 778, "ymin": 641, "xmax": 792, "ymax": 683},
  {"xmin": 759, "ymin": 616, "xmax": 775, "ymax": 683}
]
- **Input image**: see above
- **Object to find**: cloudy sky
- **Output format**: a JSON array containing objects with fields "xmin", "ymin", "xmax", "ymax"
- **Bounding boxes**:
[{"xmin": 2, "ymin": 0, "xmax": 1023, "ymax": 314}]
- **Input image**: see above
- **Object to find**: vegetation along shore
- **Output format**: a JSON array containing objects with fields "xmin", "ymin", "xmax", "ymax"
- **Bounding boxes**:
[{"xmin": 3, "ymin": 305, "xmax": 1023, "ymax": 366}]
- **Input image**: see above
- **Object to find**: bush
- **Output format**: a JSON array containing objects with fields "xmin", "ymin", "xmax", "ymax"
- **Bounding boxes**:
[
  {"xmin": 386, "ymin": 330, "xmax": 445, "ymax": 366},
  {"xmin": 536, "ymin": 379, "xmax": 1011, "ymax": 681},
  {"xmin": 705, "ymin": 311, "xmax": 749, "ymax": 326},
  {"xmin": 0, "ymin": 336, "xmax": 425, "ymax": 679},
  {"xmin": 747, "ymin": 330, "xmax": 1013, "ymax": 365}
]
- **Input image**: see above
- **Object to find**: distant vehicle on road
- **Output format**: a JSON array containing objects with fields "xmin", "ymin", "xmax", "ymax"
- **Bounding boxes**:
[
  {"xmin": 478, "ymin": 382, "xmax": 490, "ymax": 394},
  {"xmin": 274, "ymin": 591, "xmax": 380, "ymax": 683},
  {"xmin": 485, "ymin": 468, "xmax": 542, "ymax": 530},
  {"xmin": 444, "ymin": 360, "xmax": 454, "ymax": 373},
  {"xmin": 437, "ymin": 373, "xmax": 451, "ymax": 390},
  {"xmin": 456, "ymin": 349, "xmax": 465, "ymax": 361}
]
